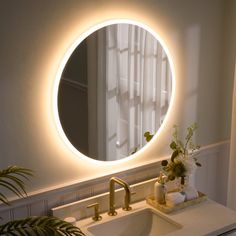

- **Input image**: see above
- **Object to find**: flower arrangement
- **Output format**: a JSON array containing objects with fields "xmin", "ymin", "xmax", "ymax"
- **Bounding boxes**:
[{"xmin": 161, "ymin": 123, "xmax": 201, "ymax": 185}]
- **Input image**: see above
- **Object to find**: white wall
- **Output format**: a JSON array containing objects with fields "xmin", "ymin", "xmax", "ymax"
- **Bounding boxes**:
[
  {"xmin": 220, "ymin": 0, "xmax": 236, "ymax": 139},
  {"xmin": 0, "ymin": 0, "xmax": 227, "ymax": 196}
]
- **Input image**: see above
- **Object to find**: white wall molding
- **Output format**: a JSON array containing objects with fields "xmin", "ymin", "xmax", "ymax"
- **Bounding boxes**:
[
  {"xmin": 227, "ymin": 61, "xmax": 236, "ymax": 210},
  {"xmin": 195, "ymin": 140, "xmax": 230, "ymax": 206},
  {"xmin": 0, "ymin": 141, "xmax": 230, "ymax": 223}
]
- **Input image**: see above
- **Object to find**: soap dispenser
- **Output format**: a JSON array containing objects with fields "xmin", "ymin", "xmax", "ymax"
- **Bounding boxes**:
[{"xmin": 154, "ymin": 172, "xmax": 166, "ymax": 204}]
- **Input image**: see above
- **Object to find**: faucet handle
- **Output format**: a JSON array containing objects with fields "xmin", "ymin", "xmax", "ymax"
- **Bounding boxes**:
[{"xmin": 87, "ymin": 203, "xmax": 102, "ymax": 221}]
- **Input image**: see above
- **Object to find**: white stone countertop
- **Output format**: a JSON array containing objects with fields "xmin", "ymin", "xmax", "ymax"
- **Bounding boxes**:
[{"xmin": 78, "ymin": 199, "xmax": 236, "ymax": 236}]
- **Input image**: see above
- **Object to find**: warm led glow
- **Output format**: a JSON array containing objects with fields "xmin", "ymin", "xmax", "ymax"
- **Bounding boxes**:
[{"xmin": 52, "ymin": 19, "xmax": 176, "ymax": 165}]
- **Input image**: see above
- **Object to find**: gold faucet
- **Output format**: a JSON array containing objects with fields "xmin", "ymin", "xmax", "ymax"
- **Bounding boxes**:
[{"xmin": 108, "ymin": 177, "xmax": 132, "ymax": 216}]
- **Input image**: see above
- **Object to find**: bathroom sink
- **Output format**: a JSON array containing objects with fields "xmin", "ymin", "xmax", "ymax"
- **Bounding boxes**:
[{"xmin": 86, "ymin": 208, "xmax": 182, "ymax": 236}]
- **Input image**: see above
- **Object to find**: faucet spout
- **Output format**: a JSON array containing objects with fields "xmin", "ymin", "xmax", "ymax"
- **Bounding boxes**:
[{"xmin": 108, "ymin": 177, "xmax": 132, "ymax": 216}]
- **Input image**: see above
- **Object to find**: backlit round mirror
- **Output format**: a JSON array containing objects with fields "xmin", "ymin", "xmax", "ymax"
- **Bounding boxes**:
[{"xmin": 57, "ymin": 22, "xmax": 174, "ymax": 161}]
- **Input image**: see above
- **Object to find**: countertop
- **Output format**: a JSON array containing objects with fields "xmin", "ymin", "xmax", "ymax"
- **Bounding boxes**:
[{"xmin": 78, "ymin": 199, "xmax": 236, "ymax": 236}]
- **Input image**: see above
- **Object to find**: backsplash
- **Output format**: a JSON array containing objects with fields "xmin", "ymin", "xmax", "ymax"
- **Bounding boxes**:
[
  {"xmin": 52, "ymin": 178, "xmax": 157, "ymax": 221},
  {"xmin": 0, "ymin": 141, "xmax": 229, "ymax": 224}
]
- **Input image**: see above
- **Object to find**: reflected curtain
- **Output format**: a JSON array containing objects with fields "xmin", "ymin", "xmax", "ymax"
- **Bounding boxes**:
[{"xmin": 102, "ymin": 24, "xmax": 172, "ymax": 160}]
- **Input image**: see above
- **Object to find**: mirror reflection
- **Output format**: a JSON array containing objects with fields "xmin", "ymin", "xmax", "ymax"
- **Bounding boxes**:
[{"xmin": 58, "ymin": 23, "xmax": 172, "ymax": 161}]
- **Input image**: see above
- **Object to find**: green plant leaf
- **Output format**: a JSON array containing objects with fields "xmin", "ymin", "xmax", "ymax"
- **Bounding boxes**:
[
  {"xmin": 0, "ymin": 166, "xmax": 33, "ymax": 205},
  {"xmin": 0, "ymin": 192, "xmax": 10, "ymax": 205},
  {"xmin": 170, "ymin": 141, "xmax": 177, "ymax": 150},
  {"xmin": 196, "ymin": 162, "xmax": 202, "ymax": 167},
  {"xmin": 0, "ymin": 179, "xmax": 25, "ymax": 198},
  {"xmin": 0, "ymin": 216, "xmax": 85, "ymax": 236},
  {"xmin": 171, "ymin": 161, "xmax": 186, "ymax": 178},
  {"xmin": 161, "ymin": 160, "xmax": 168, "ymax": 166},
  {"xmin": 168, "ymin": 175, "xmax": 175, "ymax": 181},
  {"xmin": 171, "ymin": 150, "xmax": 179, "ymax": 162},
  {"xmin": 144, "ymin": 132, "xmax": 154, "ymax": 142}
]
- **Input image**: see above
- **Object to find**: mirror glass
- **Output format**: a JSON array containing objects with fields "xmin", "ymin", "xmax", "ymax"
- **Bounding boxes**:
[{"xmin": 58, "ymin": 23, "xmax": 173, "ymax": 161}]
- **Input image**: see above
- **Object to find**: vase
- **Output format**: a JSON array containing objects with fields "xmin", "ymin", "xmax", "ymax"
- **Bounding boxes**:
[{"xmin": 178, "ymin": 174, "xmax": 195, "ymax": 191}]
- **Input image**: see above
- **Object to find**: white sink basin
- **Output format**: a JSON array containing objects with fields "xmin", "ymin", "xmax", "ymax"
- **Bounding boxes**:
[{"xmin": 86, "ymin": 208, "xmax": 182, "ymax": 236}]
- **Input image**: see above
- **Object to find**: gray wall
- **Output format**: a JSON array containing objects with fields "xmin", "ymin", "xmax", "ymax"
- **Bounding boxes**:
[{"xmin": 0, "ymin": 0, "xmax": 233, "ymax": 196}]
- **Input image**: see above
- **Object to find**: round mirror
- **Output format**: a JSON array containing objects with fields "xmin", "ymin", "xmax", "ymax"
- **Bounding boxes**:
[{"xmin": 57, "ymin": 22, "xmax": 174, "ymax": 161}]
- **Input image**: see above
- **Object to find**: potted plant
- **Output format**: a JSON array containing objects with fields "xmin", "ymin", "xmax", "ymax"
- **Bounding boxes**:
[
  {"xmin": 0, "ymin": 166, "xmax": 85, "ymax": 235},
  {"xmin": 161, "ymin": 123, "xmax": 201, "ymax": 188}
]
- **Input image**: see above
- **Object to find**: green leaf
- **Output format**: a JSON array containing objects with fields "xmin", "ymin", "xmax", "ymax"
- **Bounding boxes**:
[
  {"xmin": 0, "ymin": 166, "xmax": 33, "ymax": 205},
  {"xmin": 0, "ymin": 192, "xmax": 10, "ymax": 205},
  {"xmin": 196, "ymin": 162, "xmax": 202, "ymax": 167},
  {"xmin": 170, "ymin": 141, "xmax": 177, "ymax": 150},
  {"xmin": 0, "ymin": 216, "xmax": 85, "ymax": 236},
  {"xmin": 4, "ymin": 175, "xmax": 27, "ymax": 195},
  {"xmin": 14, "ymin": 228, "xmax": 27, "ymax": 236},
  {"xmin": 168, "ymin": 175, "xmax": 175, "ymax": 181},
  {"xmin": 7, "ymin": 232, "xmax": 18, "ymax": 236},
  {"xmin": 161, "ymin": 160, "xmax": 168, "ymax": 166},
  {"xmin": 171, "ymin": 150, "xmax": 179, "ymax": 162},
  {"xmin": 0, "ymin": 180, "xmax": 25, "ymax": 198},
  {"xmin": 144, "ymin": 132, "xmax": 154, "ymax": 142}
]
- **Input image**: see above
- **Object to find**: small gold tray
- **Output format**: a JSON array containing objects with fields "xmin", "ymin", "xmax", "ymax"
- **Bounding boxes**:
[{"xmin": 146, "ymin": 191, "xmax": 207, "ymax": 214}]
